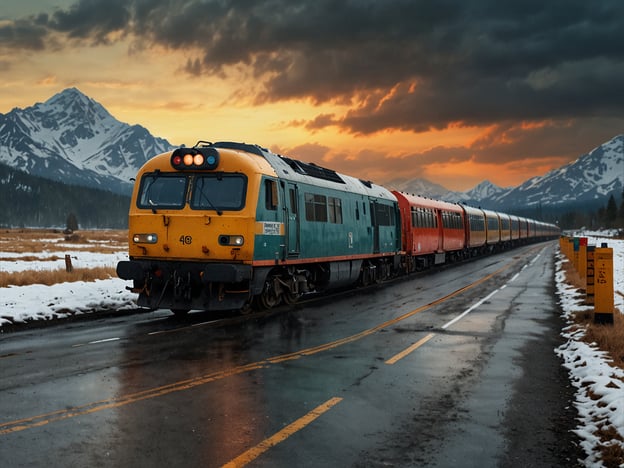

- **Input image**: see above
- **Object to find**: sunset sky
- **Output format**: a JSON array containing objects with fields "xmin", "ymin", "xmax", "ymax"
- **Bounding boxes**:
[{"xmin": 1, "ymin": 0, "xmax": 623, "ymax": 191}]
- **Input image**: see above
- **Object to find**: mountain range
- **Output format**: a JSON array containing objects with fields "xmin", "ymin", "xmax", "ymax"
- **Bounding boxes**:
[
  {"xmin": 1, "ymin": 88, "xmax": 622, "ymax": 214},
  {"xmin": 386, "ymin": 134, "xmax": 623, "ymax": 212}
]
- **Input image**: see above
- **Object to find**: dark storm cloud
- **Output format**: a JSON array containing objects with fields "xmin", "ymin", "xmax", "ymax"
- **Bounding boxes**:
[
  {"xmin": 0, "ymin": 17, "xmax": 49, "ymax": 50},
  {"xmin": 48, "ymin": 0, "xmax": 131, "ymax": 43},
  {"xmin": 7, "ymin": 0, "xmax": 624, "ymax": 134}
]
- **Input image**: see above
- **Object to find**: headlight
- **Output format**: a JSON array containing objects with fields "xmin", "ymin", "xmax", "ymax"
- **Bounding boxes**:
[
  {"xmin": 219, "ymin": 235, "xmax": 244, "ymax": 246},
  {"xmin": 133, "ymin": 233, "xmax": 158, "ymax": 244}
]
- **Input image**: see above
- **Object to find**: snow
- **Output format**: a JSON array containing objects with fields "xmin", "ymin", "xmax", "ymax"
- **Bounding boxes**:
[
  {"xmin": 1, "ymin": 233, "xmax": 623, "ymax": 466},
  {"xmin": 555, "ymin": 231, "xmax": 624, "ymax": 467},
  {"xmin": 0, "ymin": 243, "xmax": 137, "ymax": 327}
]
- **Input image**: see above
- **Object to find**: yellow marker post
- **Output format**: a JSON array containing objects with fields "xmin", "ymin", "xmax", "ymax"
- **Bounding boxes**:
[
  {"xmin": 579, "ymin": 237, "xmax": 587, "ymax": 281},
  {"xmin": 586, "ymin": 246, "xmax": 595, "ymax": 306},
  {"xmin": 567, "ymin": 237, "xmax": 574, "ymax": 261},
  {"xmin": 594, "ymin": 245, "xmax": 614, "ymax": 325},
  {"xmin": 573, "ymin": 237, "xmax": 580, "ymax": 272}
]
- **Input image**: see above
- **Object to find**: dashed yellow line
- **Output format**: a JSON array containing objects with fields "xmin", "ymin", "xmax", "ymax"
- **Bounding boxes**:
[
  {"xmin": 385, "ymin": 333, "xmax": 436, "ymax": 365},
  {"xmin": 221, "ymin": 397, "xmax": 343, "ymax": 468}
]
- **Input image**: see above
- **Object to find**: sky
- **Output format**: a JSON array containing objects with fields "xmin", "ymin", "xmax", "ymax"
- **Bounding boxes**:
[{"xmin": 1, "ymin": 0, "xmax": 623, "ymax": 191}]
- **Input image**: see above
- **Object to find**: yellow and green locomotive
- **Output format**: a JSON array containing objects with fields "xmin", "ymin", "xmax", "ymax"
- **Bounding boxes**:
[{"xmin": 116, "ymin": 141, "xmax": 401, "ymax": 315}]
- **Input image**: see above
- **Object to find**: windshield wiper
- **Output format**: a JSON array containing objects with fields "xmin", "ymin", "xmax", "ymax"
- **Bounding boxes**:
[{"xmin": 196, "ymin": 178, "xmax": 223, "ymax": 215}]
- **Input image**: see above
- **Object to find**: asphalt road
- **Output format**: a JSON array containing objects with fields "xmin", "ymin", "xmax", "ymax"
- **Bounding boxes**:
[{"xmin": 0, "ymin": 241, "xmax": 582, "ymax": 467}]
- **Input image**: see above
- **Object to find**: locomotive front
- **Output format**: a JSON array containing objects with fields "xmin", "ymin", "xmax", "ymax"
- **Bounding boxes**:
[{"xmin": 117, "ymin": 142, "xmax": 275, "ymax": 314}]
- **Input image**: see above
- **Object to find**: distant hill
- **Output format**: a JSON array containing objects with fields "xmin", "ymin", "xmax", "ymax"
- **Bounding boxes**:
[{"xmin": 0, "ymin": 162, "xmax": 130, "ymax": 229}]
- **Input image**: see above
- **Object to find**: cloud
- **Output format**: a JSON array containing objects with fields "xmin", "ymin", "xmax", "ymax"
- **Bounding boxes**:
[{"xmin": 5, "ymin": 0, "xmax": 624, "ymax": 136}]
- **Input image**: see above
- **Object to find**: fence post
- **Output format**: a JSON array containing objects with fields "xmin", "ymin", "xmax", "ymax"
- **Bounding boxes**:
[{"xmin": 65, "ymin": 254, "xmax": 73, "ymax": 273}]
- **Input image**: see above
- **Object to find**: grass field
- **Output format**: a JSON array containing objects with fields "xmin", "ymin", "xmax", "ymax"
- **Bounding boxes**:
[{"xmin": 0, "ymin": 228, "xmax": 127, "ymax": 287}]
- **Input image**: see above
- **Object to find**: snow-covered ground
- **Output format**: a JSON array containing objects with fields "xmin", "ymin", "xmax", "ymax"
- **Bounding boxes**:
[
  {"xmin": 1, "ymin": 232, "xmax": 623, "ymax": 466},
  {"xmin": 0, "ymin": 243, "xmax": 137, "ymax": 326},
  {"xmin": 556, "ymin": 232, "xmax": 624, "ymax": 467}
]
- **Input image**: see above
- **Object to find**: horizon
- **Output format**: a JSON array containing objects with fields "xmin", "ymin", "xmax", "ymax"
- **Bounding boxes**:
[{"xmin": 1, "ymin": 1, "xmax": 623, "ymax": 191}]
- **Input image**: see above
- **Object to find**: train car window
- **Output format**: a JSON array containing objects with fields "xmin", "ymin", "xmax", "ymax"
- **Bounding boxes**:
[
  {"xmin": 487, "ymin": 216, "xmax": 499, "ymax": 230},
  {"xmin": 305, "ymin": 193, "xmax": 328, "ymax": 222},
  {"xmin": 265, "ymin": 179, "xmax": 278, "ymax": 210},
  {"xmin": 374, "ymin": 203, "xmax": 395, "ymax": 226},
  {"xmin": 470, "ymin": 214, "xmax": 485, "ymax": 231},
  {"xmin": 137, "ymin": 173, "xmax": 187, "ymax": 210},
  {"xmin": 328, "ymin": 197, "xmax": 343, "ymax": 224},
  {"xmin": 190, "ymin": 174, "xmax": 247, "ymax": 211}
]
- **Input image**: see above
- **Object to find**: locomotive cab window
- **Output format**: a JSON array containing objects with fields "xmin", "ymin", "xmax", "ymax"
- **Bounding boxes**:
[
  {"xmin": 137, "ymin": 173, "xmax": 188, "ymax": 210},
  {"xmin": 190, "ymin": 174, "xmax": 247, "ymax": 211},
  {"xmin": 265, "ymin": 179, "xmax": 279, "ymax": 210}
]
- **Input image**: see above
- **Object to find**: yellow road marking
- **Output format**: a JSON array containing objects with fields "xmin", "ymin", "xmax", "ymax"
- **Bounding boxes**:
[
  {"xmin": 1, "ymin": 260, "xmax": 516, "ymax": 436},
  {"xmin": 221, "ymin": 397, "xmax": 343, "ymax": 468},
  {"xmin": 385, "ymin": 333, "xmax": 436, "ymax": 365}
]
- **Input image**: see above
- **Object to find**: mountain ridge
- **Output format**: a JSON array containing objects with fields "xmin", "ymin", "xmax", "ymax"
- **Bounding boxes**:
[{"xmin": 1, "ymin": 88, "xmax": 622, "ymax": 211}]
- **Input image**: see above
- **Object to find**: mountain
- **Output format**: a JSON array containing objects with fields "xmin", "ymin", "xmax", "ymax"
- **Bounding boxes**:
[
  {"xmin": 433, "ymin": 135, "xmax": 623, "ymax": 212},
  {"xmin": 492, "ymin": 134, "xmax": 623, "ymax": 209},
  {"xmin": 385, "ymin": 177, "xmax": 450, "ymax": 199},
  {"xmin": 444, "ymin": 180, "xmax": 509, "ymax": 205},
  {"xmin": 0, "ymin": 88, "xmax": 174, "ymax": 194}
]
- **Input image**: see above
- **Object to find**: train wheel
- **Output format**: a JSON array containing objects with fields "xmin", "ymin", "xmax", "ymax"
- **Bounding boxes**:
[
  {"xmin": 259, "ymin": 276, "xmax": 281, "ymax": 309},
  {"xmin": 282, "ymin": 291, "xmax": 301, "ymax": 305}
]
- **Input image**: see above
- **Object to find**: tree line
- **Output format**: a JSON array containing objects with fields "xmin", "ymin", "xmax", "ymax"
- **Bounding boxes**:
[
  {"xmin": 0, "ymin": 163, "xmax": 130, "ymax": 229},
  {"xmin": 558, "ymin": 190, "xmax": 624, "ymax": 232}
]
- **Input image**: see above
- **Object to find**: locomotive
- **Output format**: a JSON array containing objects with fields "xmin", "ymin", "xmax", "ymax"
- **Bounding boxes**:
[{"xmin": 116, "ymin": 141, "xmax": 559, "ymax": 315}]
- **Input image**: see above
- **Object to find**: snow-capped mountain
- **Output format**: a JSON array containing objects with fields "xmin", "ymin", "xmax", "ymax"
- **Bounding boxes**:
[
  {"xmin": 444, "ymin": 180, "xmax": 509, "ymax": 204},
  {"xmin": 385, "ymin": 177, "xmax": 450, "ymax": 199},
  {"xmin": 492, "ymin": 134, "xmax": 623, "ymax": 208},
  {"xmin": 437, "ymin": 135, "xmax": 623, "ymax": 210},
  {"xmin": 0, "ymin": 88, "xmax": 174, "ymax": 194}
]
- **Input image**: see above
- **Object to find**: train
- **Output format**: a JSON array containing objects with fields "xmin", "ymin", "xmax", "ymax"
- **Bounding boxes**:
[{"xmin": 116, "ymin": 141, "xmax": 560, "ymax": 315}]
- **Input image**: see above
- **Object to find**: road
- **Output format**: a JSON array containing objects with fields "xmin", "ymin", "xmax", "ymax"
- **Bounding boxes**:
[{"xmin": 0, "ymin": 241, "xmax": 582, "ymax": 467}]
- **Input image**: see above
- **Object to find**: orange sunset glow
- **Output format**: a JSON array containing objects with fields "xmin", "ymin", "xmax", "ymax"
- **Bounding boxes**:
[{"xmin": 1, "ymin": 0, "xmax": 623, "ymax": 191}]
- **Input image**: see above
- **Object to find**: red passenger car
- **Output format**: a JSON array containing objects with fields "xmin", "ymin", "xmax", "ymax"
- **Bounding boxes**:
[{"xmin": 393, "ymin": 192, "xmax": 465, "ymax": 270}]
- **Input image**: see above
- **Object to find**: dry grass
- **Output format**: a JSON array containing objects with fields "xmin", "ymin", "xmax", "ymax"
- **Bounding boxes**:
[
  {"xmin": 0, "ymin": 229, "xmax": 127, "ymax": 287},
  {"xmin": 0, "ymin": 267, "xmax": 117, "ymax": 287},
  {"xmin": 0, "ymin": 228, "xmax": 127, "ymax": 254}
]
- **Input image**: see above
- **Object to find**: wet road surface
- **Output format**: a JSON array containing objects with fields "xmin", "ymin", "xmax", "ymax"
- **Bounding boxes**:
[{"xmin": 0, "ymin": 241, "xmax": 580, "ymax": 467}]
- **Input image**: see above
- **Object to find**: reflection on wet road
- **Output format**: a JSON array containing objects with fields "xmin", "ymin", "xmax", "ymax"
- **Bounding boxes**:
[{"xmin": 1, "ymin": 243, "xmax": 558, "ymax": 467}]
